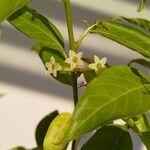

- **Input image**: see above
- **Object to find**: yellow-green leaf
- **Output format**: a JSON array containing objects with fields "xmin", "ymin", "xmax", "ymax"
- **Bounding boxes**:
[
  {"xmin": 138, "ymin": 0, "xmax": 147, "ymax": 12},
  {"xmin": 8, "ymin": 6, "xmax": 65, "ymax": 55},
  {"xmin": 0, "ymin": 0, "xmax": 31, "ymax": 22},
  {"xmin": 61, "ymin": 66, "xmax": 150, "ymax": 142},
  {"xmin": 35, "ymin": 111, "xmax": 59, "ymax": 147},
  {"xmin": 126, "ymin": 114, "xmax": 150, "ymax": 149},
  {"xmin": 90, "ymin": 20, "xmax": 150, "ymax": 59},
  {"xmin": 43, "ymin": 112, "xmax": 72, "ymax": 150}
]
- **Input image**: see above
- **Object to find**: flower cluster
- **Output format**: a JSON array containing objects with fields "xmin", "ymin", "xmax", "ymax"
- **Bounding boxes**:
[{"xmin": 45, "ymin": 50, "xmax": 107, "ymax": 77}]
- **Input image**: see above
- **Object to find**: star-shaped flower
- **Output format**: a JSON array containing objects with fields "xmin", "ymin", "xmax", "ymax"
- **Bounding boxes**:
[
  {"xmin": 45, "ymin": 56, "xmax": 62, "ymax": 77},
  {"xmin": 88, "ymin": 55, "xmax": 107, "ymax": 72},
  {"xmin": 65, "ymin": 50, "xmax": 84, "ymax": 71}
]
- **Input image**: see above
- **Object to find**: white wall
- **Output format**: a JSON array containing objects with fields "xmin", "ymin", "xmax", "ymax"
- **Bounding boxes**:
[{"xmin": 0, "ymin": 0, "xmax": 149, "ymax": 149}]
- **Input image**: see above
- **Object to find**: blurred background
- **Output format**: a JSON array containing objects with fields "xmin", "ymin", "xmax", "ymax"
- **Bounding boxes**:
[{"xmin": 0, "ymin": 0, "xmax": 150, "ymax": 149}]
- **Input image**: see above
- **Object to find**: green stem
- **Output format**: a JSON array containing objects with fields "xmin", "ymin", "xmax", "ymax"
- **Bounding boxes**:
[
  {"xmin": 62, "ymin": 0, "xmax": 76, "ymax": 51},
  {"xmin": 72, "ymin": 72, "xmax": 78, "ymax": 105},
  {"xmin": 62, "ymin": 0, "xmax": 78, "ymax": 149},
  {"xmin": 76, "ymin": 22, "xmax": 99, "ymax": 48}
]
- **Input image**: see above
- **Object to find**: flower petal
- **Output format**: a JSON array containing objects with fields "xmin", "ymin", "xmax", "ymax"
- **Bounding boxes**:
[
  {"xmin": 70, "ymin": 63, "xmax": 77, "ymax": 71},
  {"xmin": 88, "ymin": 63, "xmax": 97, "ymax": 70},
  {"xmin": 79, "ymin": 60, "xmax": 84, "ymax": 66},
  {"xmin": 53, "ymin": 70, "xmax": 57, "ymax": 77},
  {"xmin": 50, "ymin": 56, "xmax": 55, "ymax": 64},
  {"xmin": 69, "ymin": 50, "xmax": 76, "ymax": 58},
  {"xmin": 100, "ymin": 57, "xmax": 107, "ymax": 66},
  {"xmin": 94, "ymin": 55, "xmax": 100, "ymax": 64},
  {"xmin": 45, "ymin": 62, "xmax": 50, "ymax": 68},
  {"xmin": 65, "ymin": 58, "xmax": 71, "ymax": 64},
  {"xmin": 57, "ymin": 64, "xmax": 62, "ymax": 71},
  {"xmin": 47, "ymin": 69, "xmax": 52, "ymax": 75},
  {"xmin": 77, "ymin": 52, "xmax": 83, "ymax": 58}
]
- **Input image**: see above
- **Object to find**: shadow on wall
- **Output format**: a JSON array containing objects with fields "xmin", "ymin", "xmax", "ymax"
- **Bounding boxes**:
[
  {"xmin": 30, "ymin": 0, "xmax": 112, "ymax": 26},
  {"xmin": 0, "ymin": 62, "xmax": 72, "ymax": 100},
  {"xmin": 1, "ymin": 0, "xmax": 112, "ymax": 48}
]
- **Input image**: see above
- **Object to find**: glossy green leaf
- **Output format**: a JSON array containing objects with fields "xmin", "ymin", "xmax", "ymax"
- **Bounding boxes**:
[
  {"xmin": 8, "ymin": 6, "xmax": 65, "ymax": 55},
  {"xmin": 33, "ymin": 43, "xmax": 72, "ymax": 85},
  {"xmin": 35, "ymin": 111, "xmax": 59, "ymax": 147},
  {"xmin": 128, "ymin": 59, "xmax": 150, "ymax": 69},
  {"xmin": 90, "ymin": 20, "xmax": 150, "ymax": 58},
  {"xmin": 0, "ymin": 0, "xmax": 31, "ymax": 22},
  {"xmin": 62, "ymin": 65, "xmax": 150, "ymax": 142},
  {"xmin": 43, "ymin": 112, "xmax": 72, "ymax": 150},
  {"xmin": 138, "ymin": 0, "xmax": 147, "ymax": 12},
  {"xmin": 81, "ymin": 125, "xmax": 133, "ymax": 150}
]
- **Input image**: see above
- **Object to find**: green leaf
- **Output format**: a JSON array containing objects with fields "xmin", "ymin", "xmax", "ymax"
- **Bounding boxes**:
[
  {"xmin": 62, "ymin": 65, "xmax": 150, "ymax": 142},
  {"xmin": 81, "ymin": 125, "xmax": 133, "ymax": 150},
  {"xmin": 11, "ymin": 147, "xmax": 42, "ymax": 150},
  {"xmin": 126, "ymin": 114, "xmax": 150, "ymax": 149},
  {"xmin": 0, "ymin": 0, "xmax": 31, "ymax": 22},
  {"xmin": 82, "ymin": 57, "xmax": 110, "ymax": 83},
  {"xmin": 8, "ymin": 6, "xmax": 65, "ymax": 56},
  {"xmin": 90, "ymin": 20, "xmax": 150, "ymax": 59},
  {"xmin": 11, "ymin": 147, "xmax": 26, "ymax": 150},
  {"xmin": 140, "ymin": 131, "xmax": 150, "ymax": 149},
  {"xmin": 35, "ymin": 111, "xmax": 59, "ymax": 147},
  {"xmin": 138, "ymin": 0, "xmax": 147, "ymax": 12},
  {"xmin": 44, "ymin": 112, "xmax": 72, "ymax": 150},
  {"xmin": 133, "ymin": 114, "xmax": 150, "ymax": 132},
  {"xmin": 33, "ymin": 43, "xmax": 72, "ymax": 85},
  {"xmin": 33, "ymin": 43, "xmax": 66, "ymax": 65},
  {"xmin": 83, "ymin": 68, "xmax": 108, "ymax": 84},
  {"xmin": 117, "ymin": 17, "xmax": 150, "ymax": 33},
  {"xmin": 128, "ymin": 59, "xmax": 150, "ymax": 69},
  {"xmin": 84, "ymin": 69, "xmax": 97, "ymax": 83}
]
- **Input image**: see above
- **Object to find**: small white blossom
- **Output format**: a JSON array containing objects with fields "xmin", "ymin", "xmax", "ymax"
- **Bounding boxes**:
[
  {"xmin": 45, "ymin": 56, "xmax": 62, "ymax": 77},
  {"xmin": 88, "ymin": 55, "xmax": 107, "ymax": 72},
  {"xmin": 65, "ymin": 50, "xmax": 84, "ymax": 71}
]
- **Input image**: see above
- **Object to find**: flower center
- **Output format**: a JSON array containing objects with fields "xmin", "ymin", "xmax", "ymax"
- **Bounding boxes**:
[
  {"xmin": 51, "ymin": 64, "xmax": 55, "ymax": 70},
  {"xmin": 72, "ymin": 56, "xmax": 78, "ymax": 63},
  {"xmin": 97, "ymin": 63, "xmax": 102, "ymax": 70}
]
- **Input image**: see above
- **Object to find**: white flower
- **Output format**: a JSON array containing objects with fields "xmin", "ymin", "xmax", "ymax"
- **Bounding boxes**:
[
  {"xmin": 45, "ymin": 56, "xmax": 62, "ymax": 77},
  {"xmin": 65, "ymin": 50, "xmax": 84, "ymax": 71},
  {"xmin": 88, "ymin": 55, "xmax": 107, "ymax": 72}
]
